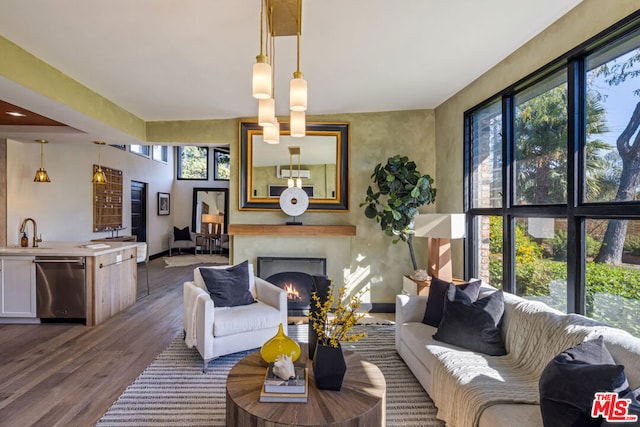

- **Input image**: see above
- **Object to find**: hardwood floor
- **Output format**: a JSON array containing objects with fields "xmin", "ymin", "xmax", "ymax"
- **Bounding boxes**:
[{"xmin": 0, "ymin": 257, "xmax": 201, "ymax": 427}]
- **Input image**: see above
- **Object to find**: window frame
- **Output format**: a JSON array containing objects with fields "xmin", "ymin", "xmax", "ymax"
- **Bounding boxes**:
[
  {"xmin": 177, "ymin": 146, "xmax": 210, "ymax": 181},
  {"xmin": 464, "ymin": 11, "xmax": 640, "ymax": 317},
  {"xmin": 130, "ymin": 144, "xmax": 151, "ymax": 158},
  {"xmin": 213, "ymin": 147, "xmax": 230, "ymax": 181},
  {"xmin": 152, "ymin": 145, "xmax": 168, "ymax": 164}
]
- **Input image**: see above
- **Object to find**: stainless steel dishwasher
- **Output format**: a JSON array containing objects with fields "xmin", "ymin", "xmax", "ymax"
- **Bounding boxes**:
[{"xmin": 34, "ymin": 256, "xmax": 86, "ymax": 319}]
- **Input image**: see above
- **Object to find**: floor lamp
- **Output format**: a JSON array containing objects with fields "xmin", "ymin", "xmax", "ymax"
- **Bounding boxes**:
[{"xmin": 414, "ymin": 214, "xmax": 466, "ymax": 282}]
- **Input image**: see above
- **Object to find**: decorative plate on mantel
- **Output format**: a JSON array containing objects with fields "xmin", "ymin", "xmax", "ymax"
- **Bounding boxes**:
[{"xmin": 279, "ymin": 187, "xmax": 309, "ymax": 224}]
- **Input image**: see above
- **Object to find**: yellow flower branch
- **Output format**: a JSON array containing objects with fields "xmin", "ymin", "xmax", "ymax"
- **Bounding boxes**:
[{"xmin": 310, "ymin": 281, "xmax": 367, "ymax": 348}]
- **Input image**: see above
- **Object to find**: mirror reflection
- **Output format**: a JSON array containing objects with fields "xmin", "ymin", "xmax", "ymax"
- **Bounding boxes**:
[
  {"xmin": 240, "ymin": 122, "xmax": 349, "ymax": 211},
  {"xmin": 251, "ymin": 134, "xmax": 337, "ymax": 199},
  {"xmin": 192, "ymin": 188, "xmax": 228, "ymax": 235}
]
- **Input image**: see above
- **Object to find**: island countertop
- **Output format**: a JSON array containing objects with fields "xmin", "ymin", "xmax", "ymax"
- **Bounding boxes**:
[{"xmin": 0, "ymin": 241, "xmax": 139, "ymax": 257}]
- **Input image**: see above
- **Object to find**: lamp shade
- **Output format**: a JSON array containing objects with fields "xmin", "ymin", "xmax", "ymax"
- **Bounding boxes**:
[
  {"xmin": 252, "ymin": 56, "xmax": 272, "ymax": 99},
  {"xmin": 263, "ymin": 119, "xmax": 280, "ymax": 144},
  {"xmin": 414, "ymin": 214, "xmax": 466, "ymax": 239},
  {"xmin": 201, "ymin": 214, "xmax": 216, "ymax": 224},
  {"xmin": 290, "ymin": 110, "xmax": 306, "ymax": 137},
  {"xmin": 258, "ymin": 98, "xmax": 275, "ymax": 127},
  {"xmin": 290, "ymin": 72, "xmax": 307, "ymax": 111}
]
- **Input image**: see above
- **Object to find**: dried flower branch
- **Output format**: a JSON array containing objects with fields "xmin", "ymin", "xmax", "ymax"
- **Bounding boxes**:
[{"xmin": 310, "ymin": 282, "xmax": 367, "ymax": 348}]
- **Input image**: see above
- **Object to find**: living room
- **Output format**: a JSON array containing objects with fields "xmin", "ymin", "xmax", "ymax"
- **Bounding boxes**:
[{"xmin": 2, "ymin": 1, "xmax": 640, "ymax": 426}]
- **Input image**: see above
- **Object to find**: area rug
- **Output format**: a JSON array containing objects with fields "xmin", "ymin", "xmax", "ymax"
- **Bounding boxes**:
[
  {"xmin": 96, "ymin": 324, "xmax": 443, "ymax": 427},
  {"xmin": 163, "ymin": 254, "xmax": 229, "ymax": 268}
]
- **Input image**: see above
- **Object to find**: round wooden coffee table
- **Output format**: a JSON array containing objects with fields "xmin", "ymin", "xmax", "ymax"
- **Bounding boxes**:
[{"xmin": 226, "ymin": 343, "xmax": 386, "ymax": 426}]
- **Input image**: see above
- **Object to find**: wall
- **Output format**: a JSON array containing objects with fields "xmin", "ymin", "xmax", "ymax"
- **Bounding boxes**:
[
  {"xmin": 6, "ymin": 140, "xmax": 174, "ymax": 256},
  {"xmin": 434, "ymin": 0, "xmax": 640, "ymax": 279},
  {"xmin": 231, "ymin": 110, "xmax": 437, "ymax": 304}
]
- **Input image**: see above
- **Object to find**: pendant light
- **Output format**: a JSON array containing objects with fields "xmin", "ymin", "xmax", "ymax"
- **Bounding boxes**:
[
  {"xmin": 91, "ymin": 141, "xmax": 107, "ymax": 184},
  {"xmin": 296, "ymin": 146, "xmax": 302, "ymax": 188},
  {"xmin": 262, "ymin": 18, "xmax": 280, "ymax": 142},
  {"xmin": 33, "ymin": 139, "xmax": 51, "ymax": 183},
  {"xmin": 290, "ymin": 110, "xmax": 306, "ymax": 137},
  {"xmin": 289, "ymin": 0, "xmax": 307, "ymax": 113},
  {"xmin": 263, "ymin": 118, "xmax": 280, "ymax": 144},
  {"xmin": 252, "ymin": 0, "xmax": 271, "ymax": 99}
]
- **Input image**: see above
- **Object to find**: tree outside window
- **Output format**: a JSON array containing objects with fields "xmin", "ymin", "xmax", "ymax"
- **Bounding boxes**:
[{"xmin": 177, "ymin": 146, "xmax": 209, "ymax": 180}]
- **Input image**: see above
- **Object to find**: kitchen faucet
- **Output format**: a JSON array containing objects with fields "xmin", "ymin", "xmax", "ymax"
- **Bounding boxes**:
[{"xmin": 19, "ymin": 217, "xmax": 42, "ymax": 248}]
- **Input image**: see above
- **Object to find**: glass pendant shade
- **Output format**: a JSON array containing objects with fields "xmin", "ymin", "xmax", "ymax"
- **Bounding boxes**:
[
  {"xmin": 34, "ymin": 140, "xmax": 51, "ymax": 183},
  {"xmin": 258, "ymin": 98, "xmax": 275, "ymax": 127},
  {"xmin": 92, "ymin": 167, "xmax": 107, "ymax": 184},
  {"xmin": 252, "ymin": 56, "xmax": 272, "ymax": 99},
  {"xmin": 290, "ymin": 72, "xmax": 307, "ymax": 111},
  {"xmin": 263, "ymin": 119, "xmax": 280, "ymax": 144},
  {"xmin": 287, "ymin": 178, "xmax": 294, "ymax": 188},
  {"xmin": 34, "ymin": 168, "xmax": 50, "ymax": 183},
  {"xmin": 290, "ymin": 110, "xmax": 306, "ymax": 137},
  {"xmin": 296, "ymin": 178, "xmax": 302, "ymax": 188}
]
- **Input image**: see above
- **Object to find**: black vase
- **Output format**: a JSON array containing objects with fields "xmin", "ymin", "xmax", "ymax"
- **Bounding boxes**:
[
  {"xmin": 308, "ymin": 275, "xmax": 332, "ymax": 359},
  {"xmin": 312, "ymin": 343, "xmax": 347, "ymax": 391}
]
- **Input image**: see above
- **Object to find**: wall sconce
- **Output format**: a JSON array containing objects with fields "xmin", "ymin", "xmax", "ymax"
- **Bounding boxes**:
[
  {"xmin": 33, "ymin": 139, "xmax": 51, "ymax": 183},
  {"xmin": 414, "ymin": 213, "xmax": 466, "ymax": 282},
  {"xmin": 91, "ymin": 141, "xmax": 107, "ymax": 184}
]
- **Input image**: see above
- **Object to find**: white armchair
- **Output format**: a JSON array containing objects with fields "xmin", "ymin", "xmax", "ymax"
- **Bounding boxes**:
[{"xmin": 183, "ymin": 264, "xmax": 288, "ymax": 372}]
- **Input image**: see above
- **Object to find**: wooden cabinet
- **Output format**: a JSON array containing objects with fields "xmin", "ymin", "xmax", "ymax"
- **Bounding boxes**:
[
  {"xmin": 0, "ymin": 256, "xmax": 36, "ymax": 318},
  {"xmin": 87, "ymin": 247, "xmax": 137, "ymax": 326}
]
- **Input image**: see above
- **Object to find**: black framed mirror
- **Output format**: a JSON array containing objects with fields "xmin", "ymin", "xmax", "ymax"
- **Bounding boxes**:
[
  {"xmin": 191, "ymin": 187, "xmax": 229, "ymax": 235},
  {"xmin": 239, "ymin": 121, "xmax": 349, "ymax": 211}
]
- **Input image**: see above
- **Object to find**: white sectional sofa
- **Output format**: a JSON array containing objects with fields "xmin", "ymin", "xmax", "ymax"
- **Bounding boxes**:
[{"xmin": 396, "ymin": 286, "xmax": 640, "ymax": 427}]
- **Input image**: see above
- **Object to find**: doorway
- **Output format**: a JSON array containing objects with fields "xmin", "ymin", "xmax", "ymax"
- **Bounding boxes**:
[{"xmin": 131, "ymin": 181, "xmax": 147, "ymax": 242}]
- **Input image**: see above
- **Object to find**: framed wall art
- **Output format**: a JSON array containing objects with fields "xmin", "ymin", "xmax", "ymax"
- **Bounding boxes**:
[{"xmin": 158, "ymin": 192, "xmax": 170, "ymax": 216}]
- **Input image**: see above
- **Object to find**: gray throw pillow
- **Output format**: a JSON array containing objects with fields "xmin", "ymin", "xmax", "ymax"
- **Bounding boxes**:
[
  {"xmin": 432, "ymin": 290, "xmax": 506, "ymax": 356},
  {"xmin": 447, "ymin": 279, "xmax": 481, "ymax": 304},
  {"xmin": 200, "ymin": 261, "xmax": 256, "ymax": 307},
  {"xmin": 539, "ymin": 336, "xmax": 630, "ymax": 427}
]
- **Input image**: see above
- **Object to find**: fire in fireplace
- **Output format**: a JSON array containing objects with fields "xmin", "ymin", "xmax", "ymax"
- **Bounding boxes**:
[{"xmin": 257, "ymin": 257, "xmax": 327, "ymax": 316}]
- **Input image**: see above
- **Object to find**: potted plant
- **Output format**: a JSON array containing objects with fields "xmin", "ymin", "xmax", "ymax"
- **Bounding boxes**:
[{"xmin": 361, "ymin": 154, "xmax": 437, "ymax": 272}]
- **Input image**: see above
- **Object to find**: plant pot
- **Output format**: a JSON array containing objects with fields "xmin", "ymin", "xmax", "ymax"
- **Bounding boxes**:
[
  {"xmin": 312, "ymin": 343, "xmax": 346, "ymax": 391},
  {"xmin": 308, "ymin": 275, "xmax": 332, "ymax": 359}
]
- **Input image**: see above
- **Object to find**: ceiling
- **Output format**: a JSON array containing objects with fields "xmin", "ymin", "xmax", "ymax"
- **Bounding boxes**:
[{"xmin": 0, "ymin": 0, "xmax": 583, "ymax": 145}]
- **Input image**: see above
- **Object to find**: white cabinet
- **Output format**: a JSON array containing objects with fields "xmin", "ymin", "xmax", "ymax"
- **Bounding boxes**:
[{"xmin": 0, "ymin": 256, "xmax": 36, "ymax": 318}]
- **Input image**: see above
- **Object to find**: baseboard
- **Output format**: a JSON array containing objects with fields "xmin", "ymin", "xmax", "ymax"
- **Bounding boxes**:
[{"xmin": 149, "ymin": 250, "xmax": 169, "ymax": 260}]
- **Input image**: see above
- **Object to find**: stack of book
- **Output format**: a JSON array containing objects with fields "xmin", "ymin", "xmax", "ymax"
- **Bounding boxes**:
[{"xmin": 259, "ymin": 363, "xmax": 308, "ymax": 403}]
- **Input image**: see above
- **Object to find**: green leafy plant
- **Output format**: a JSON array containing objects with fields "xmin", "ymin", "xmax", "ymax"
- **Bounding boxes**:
[{"xmin": 361, "ymin": 154, "xmax": 436, "ymax": 271}]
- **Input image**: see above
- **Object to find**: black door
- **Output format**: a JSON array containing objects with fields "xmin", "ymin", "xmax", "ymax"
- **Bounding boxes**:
[{"xmin": 131, "ymin": 181, "xmax": 147, "ymax": 242}]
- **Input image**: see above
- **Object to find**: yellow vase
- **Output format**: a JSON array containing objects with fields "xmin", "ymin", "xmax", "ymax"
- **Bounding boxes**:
[{"xmin": 260, "ymin": 323, "xmax": 301, "ymax": 363}]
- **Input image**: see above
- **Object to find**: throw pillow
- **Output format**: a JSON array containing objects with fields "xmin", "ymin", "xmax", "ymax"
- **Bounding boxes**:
[
  {"xmin": 447, "ymin": 279, "xmax": 482, "ymax": 304},
  {"xmin": 200, "ymin": 261, "xmax": 256, "ymax": 307},
  {"xmin": 600, "ymin": 387, "xmax": 640, "ymax": 426},
  {"xmin": 173, "ymin": 226, "xmax": 191, "ymax": 241},
  {"xmin": 432, "ymin": 290, "xmax": 507, "ymax": 356},
  {"xmin": 539, "ymin": 336, "xmax": 630, "ymax": 427},
  {"xmin": 422, "ymin": 276, "xmax": 451, "ymax": 327}
]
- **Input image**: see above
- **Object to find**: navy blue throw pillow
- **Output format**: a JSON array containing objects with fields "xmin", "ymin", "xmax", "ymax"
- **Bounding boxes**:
[
  {"xmin": 539, "ymin": 336, "xmax": 630, "ymax": 427},
  {"xmin": 422, "ymin": 276, "xmax": 451, "ymax": 327},
  {"xmin": 432, "ymin": 290, "xmax": 507, "ymax": 356},
  {"xmin": 200, "ymin": 261, "xmax": 256, "ymax": 307},
  {"xmin": 173, "ymin": 226, "xmax": 191, "ymax": 241}
]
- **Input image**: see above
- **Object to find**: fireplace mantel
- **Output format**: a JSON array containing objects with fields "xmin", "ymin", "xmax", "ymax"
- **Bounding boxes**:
[{"xmin": 228, "ymin": 224, "xmax": 356, "ymax": 236}]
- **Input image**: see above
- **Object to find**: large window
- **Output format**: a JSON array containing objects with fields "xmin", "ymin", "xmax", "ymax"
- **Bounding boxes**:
[
  {"xmin": 177, "ymin": 146, "xmax": 209, "ymax": 180},
  {"xmin": 465, "ymin": 16, "xmax": 640, "ymax": 336}
]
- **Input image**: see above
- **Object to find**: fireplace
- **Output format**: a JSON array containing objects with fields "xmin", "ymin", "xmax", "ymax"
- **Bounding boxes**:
[{"xmin": 257, "ymin": 257, "xmax": 327, "ymax": 316}]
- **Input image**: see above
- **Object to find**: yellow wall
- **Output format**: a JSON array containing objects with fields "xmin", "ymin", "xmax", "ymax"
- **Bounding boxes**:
[{"xmin": 435, "ymin": 0, "xmax": 640, "ymax": 278}]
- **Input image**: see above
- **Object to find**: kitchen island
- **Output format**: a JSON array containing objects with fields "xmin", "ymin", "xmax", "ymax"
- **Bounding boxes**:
[{"xmin": 0, "ymin": 241, "xmax": 139, "ymax": 326}]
